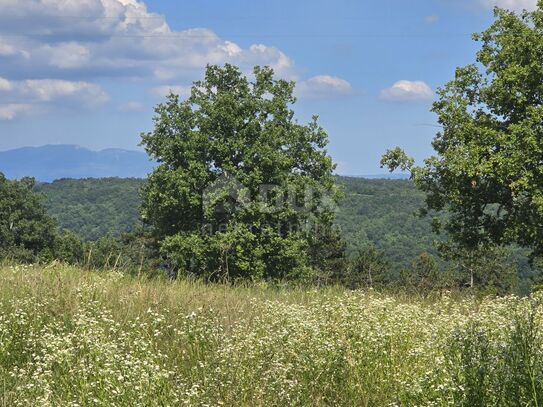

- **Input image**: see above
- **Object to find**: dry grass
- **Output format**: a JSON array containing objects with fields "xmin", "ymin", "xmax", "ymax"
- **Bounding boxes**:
[{"xmin": 1, "ymin": 264, "xmax": 543, "ymax": 406}]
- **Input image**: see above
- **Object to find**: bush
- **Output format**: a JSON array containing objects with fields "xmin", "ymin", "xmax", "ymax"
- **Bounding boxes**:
[
  {"xmin": 54, "ymin": 230, "xmax": 85, "ymax": 264},
  {"xmin": 0, "ymin": 174, "xmax": 57, "ymax": 262}
]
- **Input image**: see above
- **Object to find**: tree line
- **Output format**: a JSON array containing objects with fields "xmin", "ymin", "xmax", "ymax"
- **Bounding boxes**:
[{"xmin": 3, "ymin": 5, "xmax": 543, "ymax": 294}]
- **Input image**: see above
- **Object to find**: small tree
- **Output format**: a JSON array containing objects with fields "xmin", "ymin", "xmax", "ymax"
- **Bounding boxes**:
[
  {"xmin": 54, "ymin": 230, "xmax": 85, "ymax": 264},
  {"xmin": 343, "ymin": 246, "xmax": 390, "ymax": 289},
  {"xmin": 85, "ymin": 236, "xmax": 124, "ymax": 270},
  {"xmin": 308, "ymin": 225, "xmax": 347, "ymax": 285},
  {"xmin": 0, "ymin": 174, "xmax": 57, "ymax": 261},
  {"xmin": 441, "ymin": 245, "xmax": 519, "ymax": 295},
  {"xmin": 141, "ymin": 64, "xmax": 342, "ymax": 281},
  {"xmin": 401, "ymin": 252, "xmax": 442, "ymax": 294},
  {"xmin": 382, "ymin": 4, "xmax": 543, "ymax": 264}
]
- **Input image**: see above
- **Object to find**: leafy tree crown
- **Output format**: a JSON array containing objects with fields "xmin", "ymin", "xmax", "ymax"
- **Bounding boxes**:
[
  {"xmin": 140, "ymin": 64, "xmax": 341, "ymax": 280},
  {"xmin": 382, "ymin": 4, "xmax": 543, "ymax": 258}
]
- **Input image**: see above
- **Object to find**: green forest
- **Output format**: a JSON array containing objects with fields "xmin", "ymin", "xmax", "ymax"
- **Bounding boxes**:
[
  {"xmin": 5, "ymin": 5, "xmax": 543, "ymax": 405},
  {"xmin": 36, "ymin": 176, "xmax": 433, "ymax": 267},
  {"xmin": 35, "ymin": 178, "xmax": 143, "ymax": 242},
  {"xmin": 33, "ymin": 176, "xmax": 538, "ymax": 293}
]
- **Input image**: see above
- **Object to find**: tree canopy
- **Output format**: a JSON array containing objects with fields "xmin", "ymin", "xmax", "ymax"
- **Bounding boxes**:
[
  {"xmin": 382, "ymin": 4, "xmax": 543, "ymax": 259},
  {"xmin": 0, "ymin": 173, "xmax": 57, "ymax": 260},
  {"xmin": 35, "ymin": 178, "xmax": 143, "ymax": 241},
  {"xmin": 140, "ymin": 64, "xmax": 341, "ymax": 280}
]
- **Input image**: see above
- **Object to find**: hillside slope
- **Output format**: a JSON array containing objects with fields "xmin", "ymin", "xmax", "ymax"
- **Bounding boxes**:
[
  {"xmin": 337, "ymin": 177, "xmax": 437, "ymax": 265},
  {"xmin": 35, "ymin": 178, "xmax": 144, "ymax": 241},
  {"xmin": 36, "ymin": 176, "xmax": 437, "ymax": 270}
]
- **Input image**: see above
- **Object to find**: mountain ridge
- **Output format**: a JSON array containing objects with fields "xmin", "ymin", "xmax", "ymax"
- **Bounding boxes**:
[
  {"xmin": 0, "ymin": 144, "xmax": 410, "ymax": 181},
  {"xmin": 0, "ymin": 144, "xmax": 155, "ymax": 182}
]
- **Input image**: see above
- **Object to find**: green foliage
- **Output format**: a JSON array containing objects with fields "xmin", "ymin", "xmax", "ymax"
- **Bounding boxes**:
[
  {"xmin": 308, "ymin": 225, "xmax": 347, "ymax": 284},
  {"xmin": 141, "ymin": 64, "xmax": 341, "ymax": 281},
  {"xmin": 35, "ymin": 178, "xmax": 144, "ymax": 241},
  {"xmin": 380, "ymin": 147, "xmax": 414, "ymax": 174},
  {"xmin": 448, "ymin": 298, "xmax": 543, "ymax": 406},
  {"xmin": 85, "ymin": 235, "xmax": 123, "ymax": 269},
  {"xmin": 0, "ymin": 173, "xmax": 57, "ymax": 262},
  {"xmin": 54, "ymin": 230, "xmax": 85, "ymax": 264},
  {"xmin": 401, "ymin": 252, "xmax": 444, "ymax": 295},
  {"xmin": 82, "ymin": 229, "xmax": 158, "ymax": 274},
  {"xmin": 3, "ymin": 265, "xmax": 543, "ymax": 405},
  {"xmin": 37, "ymin": 176, "xmax": 437, "ymax": 273},
  {"xmin": 115, "ymin": 228, "xmax": 160, "ymax": 274},
  {"xmin": 342, "ymin": 245, "xmax": 390, "ymax": 289},
  {"xmin": 31, "ymin": 175, "xmax": 539, "ymax": 292},
  {"xmin": 335, "ymin": 177, "xmax": 440, "ymax": 271},
  {"xmin": 442, "ymin": 245, "xmax": 520, "ymax": 295},
  {"xmin": 382, "ymin": 5, "xmax": 543, "ymax": 258}
]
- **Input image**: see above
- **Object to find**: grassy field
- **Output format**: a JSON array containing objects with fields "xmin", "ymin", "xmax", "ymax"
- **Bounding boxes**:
[{"xmin": 1, "ymin": 265, "xmax": 543, "ymax": 406}]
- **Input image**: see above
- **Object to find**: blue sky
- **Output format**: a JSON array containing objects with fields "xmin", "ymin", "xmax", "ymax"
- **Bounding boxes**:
[{"xmin": 0, "ymin": 0, "xmax": 537, "ymax": 174}]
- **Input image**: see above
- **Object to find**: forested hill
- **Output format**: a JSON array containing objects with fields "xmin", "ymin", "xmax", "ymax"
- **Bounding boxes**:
[
  {"xmin": 35, "ymin": 178, "xmax": 144, "ymax": 242},
  {"xmin": 35, "ymin": 176, "xmax": 437, "ymax": 271},
  {"xmin": 337, "ymin": 177, "xmax": 436, "ymax": 267}
]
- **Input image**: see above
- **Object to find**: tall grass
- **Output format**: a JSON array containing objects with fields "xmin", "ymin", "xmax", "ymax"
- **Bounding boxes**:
[{"xmin": 1, "ymin": 264, "xmax": 542, "ymax": 406}]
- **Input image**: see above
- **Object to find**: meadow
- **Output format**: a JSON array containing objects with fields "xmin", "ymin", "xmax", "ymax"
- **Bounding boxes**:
[{"xmin": 1, "ymin": 264, "xmax": 543, "ymax": 406}]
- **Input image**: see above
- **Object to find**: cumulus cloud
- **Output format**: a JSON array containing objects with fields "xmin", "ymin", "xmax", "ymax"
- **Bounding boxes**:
[
  {"xmin": 0, "ymin": 104, "xmax": 32, "ymax": 121},
  {"xmin": 0, "ymin": 0, "xmax": 295, "ymax": 81},
  {"xmin": 119, "ymin": 101, "xmax": 144, "ymax": 112},
  {"xmin": 43, "ymin": 42, "xmax": 91, "ymax": 69},
  {"xmin": 0, "ymin": 0, "xmax": 352, "ymax": 118},
  {"xmin": 479, "ymin": 0, "xmax": 537, "ymax": 11},
  {"xmin": 380, "ymin": 80, "xmax": 433, "ymax": 102},
  {"xmin": 0, "ymin": 76, "xmax": 109, "ymax": 119},
  {"xmin": 296, "ymin": 75, "xmax": 353, "ymax": 99},
  {"xmin": 150, "ymin": 85, "xmax": 192, "ymax": 99},
  {"xmin": 22, "ymin": 79, "xmax": 109, "ymax": 106}
]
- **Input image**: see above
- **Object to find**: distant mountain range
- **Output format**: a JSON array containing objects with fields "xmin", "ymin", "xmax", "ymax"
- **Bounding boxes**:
[
  {"xmin": 355, "ymin": 173, "xmax": 410, "ymax": 180},
  {"xmin": 0, "ymin": 144, "xmax": 410, "ymax": 182},
  {"xmin": 0, "ymin": 145, "xmax": 155, "ymax": 182}
]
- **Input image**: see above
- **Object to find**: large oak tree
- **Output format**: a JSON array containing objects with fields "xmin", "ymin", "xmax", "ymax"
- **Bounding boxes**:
[{"xmin": 141, "ymin": 64, "xmax": 342, "ymax": 280}]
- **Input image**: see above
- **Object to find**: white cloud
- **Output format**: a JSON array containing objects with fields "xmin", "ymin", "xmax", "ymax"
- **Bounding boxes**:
[
  {"xmin": 425, "ymin": 15, "xmax": 439, "ymax": 24},
  {"xmin": 0, "ymin": 40, "xmax": 16, "ymax": 56},
  {"xmin": 0, "ymin": 77, "xmax": 12, "ymax": 91},
  {"xmin": 0, "ymin": 0, "xmax": 349, "ymax": 118},
  {"xmin": 150, "ymin": 85, "xmax": 192, "ymax": 99},
  {"xmin": 0, "ymin": 0, "xmax": 296, "ymax": 81},
  {"xmin": 43, "ymin": 42, "xmax": 91, "ymax": 69},
  {"xmin": 21, "ymin": 79, "xmax": 109, "ymax": 106},
  {"xmin": 296, "ymin": 75, "xmax": 353, "ymax": 99},
  {"xmin": 0, "ymin": 77, "xmax": 109, "ymax": 119},
  {"xmin": 119, "ymin": 101, "xmax": 144, "ymax": 112},
  {"xmin": 0, "ymin": 104, "xmax": 32, "ymax": 121},
  {"xmin": 380, "ymin": 80, "xmax": 434, "ymax": 102},
  {"xmin": 246, "ymin": 44, "xmax": 293, "ymax": 74},
  {"xmin": 479, "ymin": 0, "xmax": 537, "ymax": 11}
]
